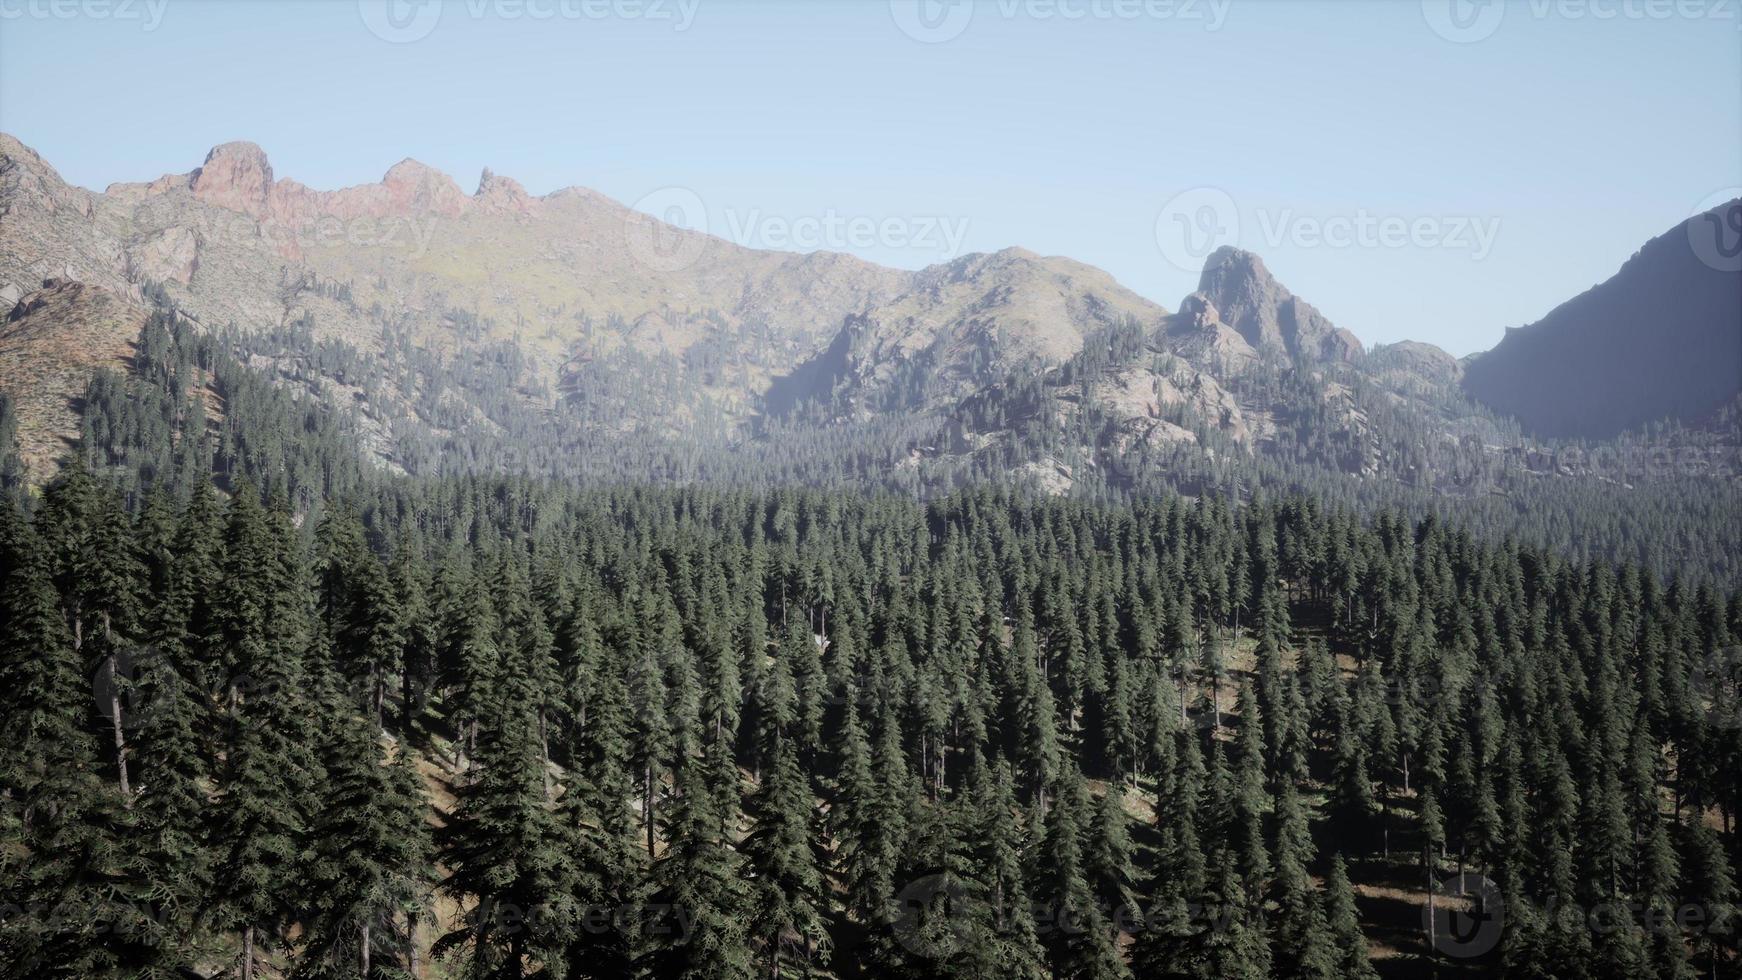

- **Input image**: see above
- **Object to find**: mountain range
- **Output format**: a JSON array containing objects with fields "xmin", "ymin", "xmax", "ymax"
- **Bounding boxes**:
[{"xmin": 2, "ymin": 134, "xmax": 1739, "ymax": 577}]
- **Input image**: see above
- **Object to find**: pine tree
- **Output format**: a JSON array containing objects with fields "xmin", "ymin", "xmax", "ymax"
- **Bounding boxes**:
[
  {"xmin": 1328, "ymin": 695, "xmax": 1378, "ymax": 855},
  {"xmin": 970, "ymin": 760, "xmax": 1049, "ymax": 979},
  {"xmin": 0, "ymin": 514, "xmax": 139, "ymax": 978},
  {"xmin": 434, "ymin": 664, "xmax": 579, "ymax": 979},
  {"xmin": 1036, "ymin": 768, "xmax": 1129, "ymax": 980},
  {"xmin": 744, "ymin": 735, "xmax": 829, "ymax": 977},
  {"xmin": 1269, "ymin": 781, "xmax": 1337, "ymax": 980},
  {"xmin": 317, "ymin": 508, "xmax": 405, "ymax": 727},
  {"xmin": 638, "ymin": 749, "xmax": 756, "ymax": 980},
  {"xmin": 37, "ymin": 462, "xmax": 146, "ymax": 796},
  {"xmin": 1086, "ymin": 785, "xmax": 1140, "ymax": 932},
  {"xmin": 204, "ymin": 482, "xmax": 325, "ymax": 980},
  {"xmin": 296, "ymin": 689, "xmax": 432, "ymax": 980},
  {"xmin": 1323, "ymin": 856, "xmax": 1378, "ymax": 980}
]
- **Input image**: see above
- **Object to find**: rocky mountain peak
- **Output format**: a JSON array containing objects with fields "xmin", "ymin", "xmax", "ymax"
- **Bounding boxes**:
[
  {"xmin": 1196, "ymin": 246, "xmax": 1362, "ymax": 363},
  {"xmin": 1, "ymin": 133, "xmax": 93, "ymax": 220},
  {"xmin": 203, "ymin": 140, "xmax": 271, "ymax": 170},
  {"xmin": 190, "ymin": 141, "xmax": 275, "ymax": 218},
  {"xmin": 475, "ymin": 166, "xmax": 537, "ymax": 216},
  {"xmin": 376, "ymin": 158, "xmax": 469, "ymax": 217}
]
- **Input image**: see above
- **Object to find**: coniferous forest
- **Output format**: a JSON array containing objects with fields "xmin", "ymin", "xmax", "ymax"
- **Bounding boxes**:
[{"xmin": 1, "ymin": 311, "xmax": 1739, "ymax": 980}]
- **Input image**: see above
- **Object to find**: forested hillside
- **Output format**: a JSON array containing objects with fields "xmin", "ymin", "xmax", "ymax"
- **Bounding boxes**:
[{"xmin": 0, "ymin": 302, "xmax": 1738, "ymax": 980}]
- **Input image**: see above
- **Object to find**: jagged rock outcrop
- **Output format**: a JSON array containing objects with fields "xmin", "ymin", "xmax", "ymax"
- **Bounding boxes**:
[
  {"xmin": 475, "ymin": 167, "xmax": 538, "ymax": 217},
  {"xmin": 0, "ymin": 134, "xmax": 94, "ymax": 220},
  {"xmin": 16, "ymin": 132, "xmax": 1731, "ymax": 503},
  {"xmin": 1195, "ymin": 246, "xmax": 1363, "ymax": 363},
  {"xmin": 136, "ymin": 141, "xmax": 473, "ymax": 227},
  {"xmin": 1165, "ymin": 292, "xmax": 1259, "ymax": 372}
]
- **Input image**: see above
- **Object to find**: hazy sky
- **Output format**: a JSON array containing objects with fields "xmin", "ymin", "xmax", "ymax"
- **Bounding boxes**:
[{"xmin": 1, "ymin": 0, "xmax": 1737, "ymax": 355}]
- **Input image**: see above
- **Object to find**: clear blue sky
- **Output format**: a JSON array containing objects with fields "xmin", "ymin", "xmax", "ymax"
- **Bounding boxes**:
[{"xmin": 2, "ymin": 0, "xmax": 1737, "ymax": 355}]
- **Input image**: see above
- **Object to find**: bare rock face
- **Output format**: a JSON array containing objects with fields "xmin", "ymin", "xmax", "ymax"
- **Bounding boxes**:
[
  {"xmin": 190, "ymin": 141, "xmax": 276, "ymax": 218},
  {"xmin": 160, "ymin": 142, "xmax": 476, "ymax": 227},
  {"xmin": 821, "ymin": 247, "xmax": 1171, "ymax": 413},
  {"xmin": 0, "ymin": 133, "xmax": 94, "ymax": 220},
  {"xmin": 475, "ymin": 167, "xmax": 538, "ymax": 217},
  {"xmin": 125, "ymin": 226, "xmax": 201, "ymax": 286},
  {"xmin": 1196, "ymin": 247, "xmax": 1362, "ymax": 363},
  {"xmin": 268, "ymin": 158, "xmax": 471, "ymax": 223},
  {"xmin": 367, "ymin": 158, "xmax": 471, "ymax": 218},
  {"xmin": 1165, "ymin": 292, "xmax": 1259, "ymax": 371},
  {"xmin": 1091, "ymin": 363, "xmax": 1249, "ymax": 444}
]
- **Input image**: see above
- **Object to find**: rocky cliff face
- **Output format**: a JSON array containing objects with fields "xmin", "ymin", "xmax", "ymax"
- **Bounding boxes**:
[
  {"xmin": 141, "ymin": 140, "xmax": 477, "ymax": 227},
  {"xmin": 1194, "ymin": 247, "xmax": 1364, "ymax": 363}
]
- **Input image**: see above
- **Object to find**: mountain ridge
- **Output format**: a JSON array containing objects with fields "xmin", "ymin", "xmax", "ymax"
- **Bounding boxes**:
[{"xmin": 3, "ymin": 135, "xmax": 1738, "ymax": 570}]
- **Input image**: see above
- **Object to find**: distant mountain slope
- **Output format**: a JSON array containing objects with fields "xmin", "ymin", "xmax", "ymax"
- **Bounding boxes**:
[
  {"xmin": 773, "ymin": 247, "xmax": 1172, "ymax": 418},
  {"xmin": 0, "ymin": 134, "xmax": 923, "ymax": 426},
  {"xmin": 0, "ymin": 279, "xmax": 143, "ymax": 474},
  {"xmin": 1461, "ymin": 199, "xmax": 1742, "ymax": 439}
]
